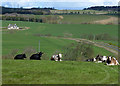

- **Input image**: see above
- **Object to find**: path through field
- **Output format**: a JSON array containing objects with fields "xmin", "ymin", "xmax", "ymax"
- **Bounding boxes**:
[
  {"xmin": 94, "ymin": 16, "xmax": 118, "ymax": 24},
  {"xmin": 45, "ymin": 36, "xmax": 119, "ymax": 56}
]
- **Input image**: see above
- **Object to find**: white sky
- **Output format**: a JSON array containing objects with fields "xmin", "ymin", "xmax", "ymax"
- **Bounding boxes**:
[{"xmin": 0, "ymin": 0, "xmax": 120, "ymax": 9}]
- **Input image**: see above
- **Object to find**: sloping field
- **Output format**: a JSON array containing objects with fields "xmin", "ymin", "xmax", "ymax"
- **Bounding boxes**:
[
  {"xmin": 2, "ymin": 21, "xmax": 117, "ymax": 57},
  {"xmin": 2, "ymin": 20, "xmax": 119, "ymax": 84},
  {"xmin": 61, "ymin": 15, "xmax": 110, "ymax": 24},
  {"xmin": 2, "ymin": 60, "xmax": 118, "ymax": 84},
  {"xmin": 2, "ymin": 21, "xmax": 118, "ymax": 38}
]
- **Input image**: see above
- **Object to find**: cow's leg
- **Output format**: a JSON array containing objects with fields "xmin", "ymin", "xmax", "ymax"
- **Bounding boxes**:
[{"xmin": 60, "ymin": 59, "xmax": 62, "ymax": 61}]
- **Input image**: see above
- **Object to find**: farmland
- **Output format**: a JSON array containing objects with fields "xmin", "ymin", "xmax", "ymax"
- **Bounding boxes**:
[
  {"xmin": 2, "ymin": 60, "xmax": 118, "ymax": 84},
  {"xmin": 3, "ymin": 13, "xmax": 118, "ymax": 24},
  {"xmin": 2, "ymin": 20, "xmax": 117, "ymax": 57},
  {"xmin": 2, "ymin": 13, "xmax": 119, "ymax": 84}
]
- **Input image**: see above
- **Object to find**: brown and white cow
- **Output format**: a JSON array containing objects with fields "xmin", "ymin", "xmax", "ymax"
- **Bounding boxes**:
[
  {"xmin": 51, "ymin": 53, "xmax": 62, "ymax": 61},
  {"xmin": 106, "ymin": 56, "xmax": 119, "ymax": 65}
]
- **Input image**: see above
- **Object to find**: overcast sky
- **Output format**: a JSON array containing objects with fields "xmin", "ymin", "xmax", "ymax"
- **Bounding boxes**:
[{"xmin": 0, "ymin": 0, "xmax": 119, "ymax": 9}]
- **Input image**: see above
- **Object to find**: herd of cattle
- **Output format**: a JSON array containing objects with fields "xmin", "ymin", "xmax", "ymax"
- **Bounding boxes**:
[
  {"xmin": 14, "ymin": 52, "xmax": 119, "ymax": 65},
  {"xmin": 86, "ymin": 54, "xmax": 119, "ymax": 65},
  {"xmin": 14, "ymin": 52, "xmax": 62, "ymax": 61}
]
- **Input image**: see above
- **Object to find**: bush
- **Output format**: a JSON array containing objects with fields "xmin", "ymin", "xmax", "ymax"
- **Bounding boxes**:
[
  {"xmin": 23, "ymin": 47, "xmax": 36, "ymax": 59},
  {"xmin": 2, "ymin": 49, "xmax": 18, "ymax": 59},
  {"xmin": 63, "ymin": 42, "xmax": 94, "ymax": 61}
]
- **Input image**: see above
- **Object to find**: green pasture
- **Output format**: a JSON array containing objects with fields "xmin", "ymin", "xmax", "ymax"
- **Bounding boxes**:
[
  {"xmin": 2, "ymin": 20, "xmax": 117, "ymax": 57},
  {"xmin": 3, "ymin": 60, "xmax": 118, "ymax": 84},
  {"xmin": 61, "ymin": 15, "xmax": 110, "ymax": 24},
  {"xmin": 2, "ymin": 21, "xmax": 118, "ymax": 38},
  {"xmin": 15, "ymin": 14, "xmax": 110, "ymax": 24},
  {"xmin": 2, "ymin": 20, "xmax": 118, "ymax": 84}
]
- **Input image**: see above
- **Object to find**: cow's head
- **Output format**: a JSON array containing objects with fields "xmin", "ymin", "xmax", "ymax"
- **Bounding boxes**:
[
  {"xmin": 58, "ymin": 53, "xmax": 62, "ymax": 58},
  {"xmin": 39, "ymin": 52, "xmax": 44, "ymax": 55}
]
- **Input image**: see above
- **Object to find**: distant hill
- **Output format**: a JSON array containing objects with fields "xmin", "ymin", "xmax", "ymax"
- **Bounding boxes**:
[
  {"xmin": 0, "ymin": 6, "xmax": 55, "ymax": 15},
  {"xmin": 84, "ymin": 6, "xmax": 120, "ymax": 11}
]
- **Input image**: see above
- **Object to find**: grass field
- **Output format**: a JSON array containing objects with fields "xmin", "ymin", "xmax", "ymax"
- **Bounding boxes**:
[
  {"xmin": 2, "ymin": 60, "xmax": 118, "ymax": 84},
  {"xmin": 61, "ymin": 15, "xmax": 110, "ymax": 24},
  {"xmin": 2, "ymin": 21, "xmax": 118, "ymax": 38},
  {"xmin": 2, "ymin": 19, "xmax": 119, "ymax": 84},
  {"xmin": 14, "ymin": 14, "xmax": 110, "ymax": 24},
  {"xmin": 2, "ymin": 21, "xmax": 117, "ymax": 57}
]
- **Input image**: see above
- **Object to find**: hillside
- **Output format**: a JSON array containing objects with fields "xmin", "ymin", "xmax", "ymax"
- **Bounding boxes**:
[
  {"xmin": 2, "ymin": 21, "xmax": 118, "ymax": 58},
  {"xmin": 3, "ymin": 60, "xmax": 118, "ymax": 84}
]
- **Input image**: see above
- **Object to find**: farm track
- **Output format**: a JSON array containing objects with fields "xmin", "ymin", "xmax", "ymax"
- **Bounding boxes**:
[
  {"xmin": 63, "ymin": 37, "xmax": 119, "ymax": 56},
  {"xmin": 45, "ymin": 36, "xmax": 119, "ymax": 56}
]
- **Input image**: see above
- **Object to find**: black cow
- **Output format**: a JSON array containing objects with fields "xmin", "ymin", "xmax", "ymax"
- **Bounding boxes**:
[
  {"xmin": 30, "ymin": 52, "xmax": 43, "ymax": 60},
  {"xmin": 14, "ymin": 54, "xmax": 27, "ymax": 59}
]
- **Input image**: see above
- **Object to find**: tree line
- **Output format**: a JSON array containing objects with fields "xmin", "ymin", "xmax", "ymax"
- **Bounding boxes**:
[
  {"xmin": 2, "ymin": 15, "xmax": 59, "ymax": 24},
  {"xmin": 84, "ymin": 6, "xmax": 120, "ymax": 11},
  {"xmin": 1, "ymin": 6, "xmax": 55, "ymax": 15}
]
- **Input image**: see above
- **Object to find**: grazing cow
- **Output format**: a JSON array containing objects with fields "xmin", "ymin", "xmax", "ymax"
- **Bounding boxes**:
[
  {"xmin": 51, "ymin": 53, "xmax": 62, "ymax": 61},
  {"xmin": 30, "ymin": 52, "xmax": 43, "ymax": 60},
  {"xmin": 106, "ymin": 56, "xmax": 119, "ymax": 65},
  {"xmin": 14, "ymin": 54, "xmax": 26, "ymax": 59}
]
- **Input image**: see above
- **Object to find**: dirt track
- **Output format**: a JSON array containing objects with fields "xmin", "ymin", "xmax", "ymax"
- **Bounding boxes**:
[
  {"xmin": 45, "ymin": 36, "xmax": 118, "ymax": 56},
  {"xmin": 63, "ymin": 37, "xmax": 118, "ymax": 56}
]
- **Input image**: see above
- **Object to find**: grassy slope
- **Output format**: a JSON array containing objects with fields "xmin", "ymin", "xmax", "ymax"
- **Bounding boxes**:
[
  {"xmin": 2, "ymin": 21, "xmax": 116, "ymax": 56},
  {"xmin": 3, "ymin": 60, "xmax": 118, "ymax": 84},
  {"xmin": 2, "ymin": 21, "xmax": 118, "ymax": 38},
  {"xmin": 12, "ymin": 14, "xmax": 110, "ymax": 24},
  {"xmin": 2, "ymin": 20, "xmax": 118, "ymax": 84},
  {"xmin": 61, "ymin": 15, "xmax": 110, "ymax": 24}
]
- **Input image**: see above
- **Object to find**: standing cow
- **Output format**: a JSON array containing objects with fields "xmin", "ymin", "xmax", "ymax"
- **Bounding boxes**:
[
  {"xmin": 30, "ymin": 52, "xmax": 43, "ymax": 60},
  {"xmin": 14, "ymin": 54, "xmax": 27, "ymax": 60}
]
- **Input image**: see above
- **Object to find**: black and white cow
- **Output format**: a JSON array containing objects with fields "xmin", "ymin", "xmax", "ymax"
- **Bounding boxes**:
[
  {"xmin": 14, "ymin": 54, "xmax": 26, "ymax": 59},
  {"xmin": 106, "ymin": 56, "xmax": 119, "ymax": 65},
  {"xmin": 30, "ymin": 52, "xmax": 43, "ymax": 60},
  {"xmin": 94, "ymin": 54, "xmax": 107, "ymax": 63},
  {"xmin": 51, "ymin": 53, "xmax": 62, "ymax": 61},
  {"xmin": 86, "ymin": 54, "xmax": 107, "ymax": 63}
]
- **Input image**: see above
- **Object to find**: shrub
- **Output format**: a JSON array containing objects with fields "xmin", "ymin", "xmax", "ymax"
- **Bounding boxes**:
[
  {"xmin": 63, "ymin": 42, "xmax": 94, "ymax": 61},
  {"xmin": 2, "ymin": 49, "xmax": 18, "ymax": 59},
  {"xmin": 23, "ymin": 47, "xmax": 36, "ymax": 59}
]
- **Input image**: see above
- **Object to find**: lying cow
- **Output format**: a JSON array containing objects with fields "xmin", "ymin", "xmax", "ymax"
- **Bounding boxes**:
[
  {"xmin": 86, "ymin": 54, "xmax": 107, "ymax": 63},
  {"xmin": 30, "ymin": 52, "xmax": 43, "ymax": 60},
  {"xmin": 106, "ymin": 56, "xmax": 119, "ymax": 65},
  {"xmin": 14, "ymin": 54, "xmax": 26, "ymax": 59},
  {"xmin": 94, "ymin": 54, "xmax": 107, "ymax": 63},
  {"xmin": 51, "ymin": 53, "xmax": 62, "ymax": 61}
]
